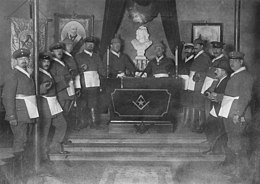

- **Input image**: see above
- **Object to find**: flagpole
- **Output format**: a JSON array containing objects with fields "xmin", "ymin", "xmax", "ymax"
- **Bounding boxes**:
[{"xmin": 32, "ymin": 0, "xmax": 40, "ymax": 173}]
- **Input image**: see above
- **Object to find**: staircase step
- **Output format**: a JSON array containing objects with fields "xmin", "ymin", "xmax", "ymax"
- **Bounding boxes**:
[
  {"xmin": 68, "ymin": 137, "xmax": 206, "ymax": 144},
  {"xmin": 49, "ymin": 152, "xmax": 225, "ymax": 162},
  {"xmin": 64, "ymin": 143, "xmax": 208, "ymax": 153}
]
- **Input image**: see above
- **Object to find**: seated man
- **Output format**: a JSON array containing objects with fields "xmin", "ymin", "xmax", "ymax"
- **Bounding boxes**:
[
  {"xmin": 103, "ymin": 37, "xmax": 137, "ymax": 78},
  {"xmin": 142, "ymin": 41, "xmax": 174, "ymax": 78}
]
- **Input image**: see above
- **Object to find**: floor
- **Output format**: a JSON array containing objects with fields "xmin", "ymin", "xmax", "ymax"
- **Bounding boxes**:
[{"xmin": 0, "ymin": 117, "xmax": 257, "ymax": 184}]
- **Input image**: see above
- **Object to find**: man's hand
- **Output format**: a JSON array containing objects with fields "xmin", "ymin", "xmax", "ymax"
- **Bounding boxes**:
[
  {"xmin": 40, "ymin": 81, "xmax": 52, "ymax": 94},
  {"xmin": 117, "ymin": 72, "xmax": 125, "ymax": 78},
  {"xmin": 193, "ymin": 72, "xmax": 201, "ymax": 82},
  {"xmin": 81, "ymin": 64, "xmax": 88, "ymax": 72},
  {"xmin": 9, "ymin": 119, "xmax": 18, "ymax": 126},
  {"xmin": 233, "ymin": 114, "xmax": 240, "ymax": 124}
]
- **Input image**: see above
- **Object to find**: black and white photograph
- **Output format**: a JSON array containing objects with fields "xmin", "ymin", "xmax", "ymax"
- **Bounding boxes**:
[{"xmin": 0, "ymin": 0, "xmax": 259, "ymax": 184}]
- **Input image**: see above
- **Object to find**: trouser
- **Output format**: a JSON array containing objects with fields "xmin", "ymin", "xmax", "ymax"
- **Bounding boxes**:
[
  {"xmin": 223, "ymin": 118, "xmax": 248, "ymax": 152},
  {"xmin": 191, "ymin": 92, "xmax": 206, "ymax": 131},
  {"xmin": 224, "ymin": 118, "xmax": 250, "ymax": 179},
  {"xmin": 79, "ymin": 88, "xmax": 99, "ymax": 125},
  {"xmin": 204, "ymin": 115, "xmax": 227, "ymax": 152},
  {"xmin": 40, "ymin": 113, "xmax": 67, "ymax": 154},
  {"xmin": 10, "ymin": 121, "xmax": 31, "ymax": 153}
]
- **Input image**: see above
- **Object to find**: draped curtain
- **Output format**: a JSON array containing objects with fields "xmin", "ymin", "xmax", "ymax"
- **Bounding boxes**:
[
  {"xmin": 100, "ymin": 0, "xmax": 180, "ymax": 58},
  {"xmin": 158, "ymin": 0, "xmax": 181, "ymax": 56},
  {"xmin": 100, "ymin": 0, "xmax": 127, "ymax": 57}
]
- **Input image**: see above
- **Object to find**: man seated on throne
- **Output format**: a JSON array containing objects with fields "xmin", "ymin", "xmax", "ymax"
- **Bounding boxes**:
[{"xmin": 142, "ymin": 41, "xmax": 175, "ymax": 78}]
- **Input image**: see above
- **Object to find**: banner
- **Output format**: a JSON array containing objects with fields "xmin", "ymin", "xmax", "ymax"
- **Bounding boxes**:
[{"xmin": 10, "ymin": 17, "xmax": 47, "ymax": 70}]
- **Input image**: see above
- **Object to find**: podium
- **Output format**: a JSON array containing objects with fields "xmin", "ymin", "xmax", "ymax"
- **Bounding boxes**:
[{"xmin": 100, "ymin": 78, "xmax": 182, "ymax": 133}]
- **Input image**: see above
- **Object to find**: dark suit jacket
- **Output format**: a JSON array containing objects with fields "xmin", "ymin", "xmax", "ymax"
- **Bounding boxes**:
[
  {"xmin": 49, "ymin": 58, "xmax": 74, "ymax": 101},
  {"xmin": 190, "ymin": 51, "xmax": 211, "ymax": 92},
  {"xmin": 2, "ymin": 68, "xmax": 35, "ymax": 122}
]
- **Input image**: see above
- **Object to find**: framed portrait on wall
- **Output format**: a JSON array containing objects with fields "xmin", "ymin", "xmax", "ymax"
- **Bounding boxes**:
[
  {"xmin": 54, "ymin": 13, "xmax": 94, "ymax": 53},
  {"xmin": 191, "ymin": 23, "xmax": 223, "ymax": 42}
]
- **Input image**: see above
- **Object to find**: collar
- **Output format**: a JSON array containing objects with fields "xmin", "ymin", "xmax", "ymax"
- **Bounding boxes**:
[
  {"xmin": 230, "ymin": 66, "xmax": 246, "ymax": 77},
  {"xmin": 156, "ymin": 55, "xmax": 164, "ymax": 63},
  {"xmin": 53, "ymin": 57, "xmax": 65, "ymax": 67},
  {"xmin": 194, "ymin": 50, "xmax": 204, "ymax": 59},
  {"xmin": 212, "ymin": 54, "xmax": 224, "ymax": 63},
  {"xmin": 15, "ymin": 66, "xmax": 30, "ymax": 78},
  {"xmin": 111, "ymin": 50, "xmax": 120, "ymax": 58},
  {"xmin": 216, "ymin": 75, "xmax": 227, "ymax": 87},
  {"xmin": 39, "ymin": 68, "xmax": 52, "ymax": 78},
  {"xmin": 63, "ymin": 50, "xmax": 72, "ymax": 57},
  {"xmin": 84, "ymin": 50, "xmax": 93, "ymax": 57},
  {"xmin": 185, "ymin": 55, "xmax": 194, "ymax": 63}
]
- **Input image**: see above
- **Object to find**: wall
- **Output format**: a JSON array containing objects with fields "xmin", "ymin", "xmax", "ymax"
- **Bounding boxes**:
[{"xmin": 0, "ymin": 0, "xmax": 259, "ymax": 77}]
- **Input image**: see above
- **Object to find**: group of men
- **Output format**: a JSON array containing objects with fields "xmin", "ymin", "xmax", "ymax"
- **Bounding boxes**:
[
  {"xmin": 1, "ymin": 30, "xmax": 256, "ymax": 181},
  {"xmin": 181, "ymin": 38, "xmax": 254, "ymax": 182},
  {"xmin": 3, "ymin": 33, "xmax": 176, "ymax": 165}
]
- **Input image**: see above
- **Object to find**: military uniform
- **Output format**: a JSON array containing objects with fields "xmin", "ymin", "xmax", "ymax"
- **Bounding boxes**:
[
  {"xmin": 38, "ymin": 52, "xmax": 67, "ymax": 156},
  {"xmin": 220, "ymin": 51, "xmax": 254, "ymax": 181},
  {"xmin": 188, "ymin": 48, "xmax": 210, "ymax": 132},
  {"xmin": 2, "ymin": 49, "xmax": 38, "ymax": 152},
  {"xmin": 204, "ymin": 75, "xmax": 229, "ymax": 153},
  {"xmin": 49, "ymin": 43, "xmax": 75, "ymax": 113},
  {"xmin": 75, "ymin": 37, "xmax": 106, "ymax": 129},
  {"xmin": 179, "ymin": 43, "xmax": 194, "ymax": 75}
]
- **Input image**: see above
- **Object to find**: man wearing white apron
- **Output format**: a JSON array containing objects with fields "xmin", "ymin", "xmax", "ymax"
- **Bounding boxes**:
[
  {"xmin": 75, "ymin": 36, "xmax": 106, "ymax": 130},
  {"xmin": 218, "ymin": 51, "xmax": 254, "ymax": 182},
  {"xmin": 38, "ymin": 52, "xmax": 68, "ymax": 163},
  {"xmin": 2, "ymin": 48, "xmax": 39, "ymax": 153}
]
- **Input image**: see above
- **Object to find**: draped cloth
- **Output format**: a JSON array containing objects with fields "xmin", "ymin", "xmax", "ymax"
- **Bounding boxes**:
[
  {"xmin": 100, "ymin": 0, "xmax": 127, "ymax": 57},
  {"xmin": 100, "ymin": 0, "xmax": 180, "ymax": 58}
]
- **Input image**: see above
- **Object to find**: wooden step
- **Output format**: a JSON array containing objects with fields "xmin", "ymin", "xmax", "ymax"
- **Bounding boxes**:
[
  {"xmin": 68, "ymin": 137, "xmax": 206, "ymax": 144},
  {"xmin": 64, "ymin": 143, "xmax": 209, "ymax": 153},
  {"xmin": 49, "ymin": 152, "xmax": 225, "ymax": 162}
]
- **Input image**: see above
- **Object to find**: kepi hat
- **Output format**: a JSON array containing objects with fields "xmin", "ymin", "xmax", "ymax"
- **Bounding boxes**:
[{"xmin": 13, "ymin": 48, "xmax": 30, "ymax": 59}]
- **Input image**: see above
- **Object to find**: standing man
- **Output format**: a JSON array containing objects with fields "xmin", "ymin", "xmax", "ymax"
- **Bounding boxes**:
[
  {"xmin": 203, "ymin": 60, "xmax": 230, "ymax": 155},
  {"xmin": 202, "ymin": 42, "xmax": 230, "ymax": 119},
  {"xmin": 143, "ymin": 41, "xmax": 175, "ymax": 78},
  {"xmin": 38, "ymin": 52, "xmax": 68, "ymax": 163},
  {"xmin": 219, "ymin": 51, "xmax": 254, "ymax": 182},
  {"xmin": 103, "ymin": 37, "xmax": 137, "ymax": 78},
  {"xmin": 187, "ymin": 37, "xmax": 211, "ymax": 132},
  {"xmin": 179, "ymin": 43, "xmax": 194, "ymax": 75},
  {"xmin": 62, "ymin": 38, "xmax": 79, "ymax": 76},
  {"xmin": 49, "ymin": 42, "xmax": 75, "ymax": 114},
  {"xmin": 75, "ymin": 36, "xmax": 106, "ymax": 130},
  {"xmin": 2, "ymin": 48, "xmax": 39, "ymax": 153}
]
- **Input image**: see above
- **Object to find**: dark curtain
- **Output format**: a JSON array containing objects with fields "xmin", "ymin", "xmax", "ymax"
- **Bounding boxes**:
[
  {"xmin": 158, "ymin": 0, "xmax": 180, "ymax": 56},
  {"xmin": 99, "ymin": 0, "xmax": 127, "ymax": 57}
]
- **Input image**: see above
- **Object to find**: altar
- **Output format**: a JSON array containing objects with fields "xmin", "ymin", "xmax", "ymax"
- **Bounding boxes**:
[{"xmin": 100, "ymin": 78, "xmax": 183, "ymax": 133}]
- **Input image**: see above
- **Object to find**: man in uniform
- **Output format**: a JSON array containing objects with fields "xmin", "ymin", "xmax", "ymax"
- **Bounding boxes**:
[
  {"xmin": 142, "ymin": 41, "xmax": 174, "ymax": 78},
  {"xmin": 103, "ymin": 37, "xmax": 137, "ymax": 78},
  {"xmin": 219, "ymin": 51, "xmax": 254, "ymax": 182},
  {"xmin": 75, "ymin": 36, "xmax": 106, "ymax": 130},
  {"xmin": 2, "ymin": 48, "xmax": 39, "ymax": 153},
  {"xmin": 38, "ymin": 52, "xmax": 68, "ymax": 163},
  {"xmin": 49, "ymin": 42, "xmax": 75, "ymax": 114},
  {"xmin": 179, "ymin": 43, "xmax": 194, "ymax": 75},
  {"xmin": 180, "ymin": 43, "xmax": 194, "ymax": 126},
  {"xmin": 188, "ymin": 37, "xmax": 211, "ymax": 132},
  {"xmin": 203, "ymin": 60, "xmax": 230, "ymax": 155}
]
